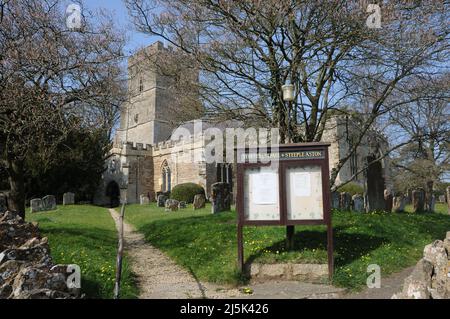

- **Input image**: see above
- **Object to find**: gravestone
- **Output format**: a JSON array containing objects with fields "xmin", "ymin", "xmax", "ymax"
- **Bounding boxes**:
[
  {"xmin": 426, "ymin": 195, "xmax": 435, "ymax": 213},
  {"xmin": 412, "ymin": 189, "xmax": 425, "ymax": 213},
  {"xmin": 447, "ymin": 186, "xmax": 450, "ymax": 214},
  {"xmin": 30, "ymin": 199, "xmax": 43, "ymax": 213},
  {"xmin": 211, "ymin": 182, "xmax": 231, "ymax": 214},
  {"xmin": 366, "ymin": 156, "xmax": 385, "ymax": 211},
  {"xmin": 0, "ymin": 193, "xmax": 8, "ymax": 213},
  {"xmin": 339, "ymin": 192, "xmax": 351, "ymax": 211},
  {"xmin": 392, "ymin": 195, "xmax": 406, "ymax": 213},
  {"xmin": 140, "ymin": 194, "xmax": 150, "ymax": 205},
  {"xmin": 157, "ymin": 194, "xmax": 168, "ymax": 207},
  {"xmin": 42, "ymin": 195, "xmax": 57, "ymax": 211},
  {"xmin": 438, "ymin": 195, "xmax": 445, "ymax": 203},
  {"xmin": 331, "ymin": 191, "xmax": 340, "ymax": 209},
  {"xmin": 193, "ymin": 194, "xmax": 206, "ymax": 210},
  {"xmin": 384, "ymin": 189, "xmax": 393, "ymax": 213},
  {"xmin": 352, "ymin": 195, "xmax": 364, "ymax": 212},
  {"xmin": 178, "ymin": 201, "xmax": 187, "ymax": 209},
  {"xmin": 63, "ymin": 192, "xmax": 75, "ymax": 205},
  {"xmin": 165, "ymin": 199, "xmax": 179, "ymax": 212}
]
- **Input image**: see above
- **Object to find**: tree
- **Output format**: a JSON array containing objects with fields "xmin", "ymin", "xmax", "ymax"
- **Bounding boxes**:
[
  {"xmin": 125, "ymin": 0, "xmax": 449, "ymax": 187},
  {"xmin": 388, "ymin": 74, "xmax": 449, "ymax": 209},
  {"xmin": 0, "ymin": 0, "xmax": 125, "ymax": 218},
  {"xmin": 25, "ymin": 126, "xmax": 112, "ymax": 202}
]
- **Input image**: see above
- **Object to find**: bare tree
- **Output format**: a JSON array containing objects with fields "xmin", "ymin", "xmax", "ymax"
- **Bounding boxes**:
[
  {"xmin": 388, "ymin": 74, "xmax": 450, "ymax": 209},
  {"xmin": 125, "ymin": 0, "xmax": 449, "ymax": 187},
  {"xmin": 0, "ymin": 0, "xmax": 125, "ymax": 218}
]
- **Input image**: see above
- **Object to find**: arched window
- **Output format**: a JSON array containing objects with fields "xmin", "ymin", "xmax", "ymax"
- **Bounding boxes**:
[
  {"xmin": 216, "ymin": 163, "xmax": 233, "ymax": 191},
  {"xmin": 139, "ymin": 77, "xmax": 144, "ymax": 93},
  {"xmin": 161, "ymin": 161, "xmax": 171, "ymax": 192}
]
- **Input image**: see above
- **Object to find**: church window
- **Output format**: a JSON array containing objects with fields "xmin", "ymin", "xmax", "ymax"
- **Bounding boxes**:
[
  {"xmin": 161, "ymin": 161, "xmax": 171, "ymax": 192},
  {"xmin": 349, "ymin": 139, "xmax": 358, "ymax": 177},
  {"xmin": 139, "ymin": 77, "xmax": 144, "ymax": 92},
  {"xmin": 216, "ymin": 163, "xmax": 233, "ymax": 192}
]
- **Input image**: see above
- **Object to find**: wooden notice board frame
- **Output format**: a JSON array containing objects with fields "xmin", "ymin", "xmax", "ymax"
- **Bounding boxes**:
[{"xmin": 236, "ymin": 143, "xmax": 334, "ymax": 280}]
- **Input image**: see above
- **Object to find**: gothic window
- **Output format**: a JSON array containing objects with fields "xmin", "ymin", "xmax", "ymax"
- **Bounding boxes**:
[
  {"xmin": 139, "ymin": 77, "xmax": 144, "ymax": 93},
  {"xmin": 216, "ymin": 163, "xmax": 233, "ymax": 192},
  {"xmin": 349, "ymin": 138, "xmax": 358, "ymax": 177},
  {"xmin": 161, "ymin": 161, "xmax": 171, "ymax": 192}
]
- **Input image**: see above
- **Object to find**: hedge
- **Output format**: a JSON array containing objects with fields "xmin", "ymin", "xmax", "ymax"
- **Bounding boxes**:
[{"xmin": 170, "ymin": 183, "xmax": 205, "ymax": 203}]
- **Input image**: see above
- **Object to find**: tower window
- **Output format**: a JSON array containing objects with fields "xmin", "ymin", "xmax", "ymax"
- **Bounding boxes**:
[
  {"xmin": 134, "ymin": 113, "xmax": 139, "ymax": 123},
  {"xmin": 139, "ymin": 77, "xmax": 144, "ymax": 92}
]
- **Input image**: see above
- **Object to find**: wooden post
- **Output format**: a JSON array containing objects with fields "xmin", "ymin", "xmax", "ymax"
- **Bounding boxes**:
[
  {"xmin": 114, "ymin": 203, "xmax": 125, "ymax": 299},
  {"xmin": 327, "ymin": 222, "xmax": 334, "ymax": 282},
  {"xmin": 286, "ymin": 225, "xmax": 295, "ymax": 250},
  {"xmin": 237, "ymin": 223, "xmax": 244, "ymax": 273}
]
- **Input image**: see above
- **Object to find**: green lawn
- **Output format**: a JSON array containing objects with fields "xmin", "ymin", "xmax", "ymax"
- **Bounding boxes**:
[
  {"xmin": 27, "ymin": 205, "xmax": 138, "ymax": 299},
  {"xmin": 125, "ymin": 203, "xmax": 450, "ymax": 291}
]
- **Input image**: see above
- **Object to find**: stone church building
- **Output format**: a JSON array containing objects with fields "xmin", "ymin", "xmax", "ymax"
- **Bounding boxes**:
[{"xmin": 94, "ymin": 42, "xmax": 392, "ymax": 208}]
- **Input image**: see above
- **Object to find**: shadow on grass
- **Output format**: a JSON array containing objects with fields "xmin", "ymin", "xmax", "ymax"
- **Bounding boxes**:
[
  {"xmin": 245, "ymin": 227, "xmax": 387, "ymax": 270},
  {"xmin": 41, "ymin": 227, "xmax": 117, "ymax": 244}
]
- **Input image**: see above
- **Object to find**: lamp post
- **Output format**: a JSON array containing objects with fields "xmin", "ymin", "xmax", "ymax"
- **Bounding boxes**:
[
  {"xmin": 282, "ymin": 82, "xmax": 294, "ymax": 143},
  {"xmin": 282, "ymin": 81, "xmax": 295, "ymax": 250}
]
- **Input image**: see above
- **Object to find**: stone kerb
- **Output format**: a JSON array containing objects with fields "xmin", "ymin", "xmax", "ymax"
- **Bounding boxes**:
[{"xmin": 249, "ymin": 263, "xmax": 329, "ymax": 284}]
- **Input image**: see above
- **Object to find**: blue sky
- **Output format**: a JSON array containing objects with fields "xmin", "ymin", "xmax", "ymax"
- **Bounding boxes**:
[{"xmin": 83, "ymin": 0, "xmax": 158, "ymax": 54}]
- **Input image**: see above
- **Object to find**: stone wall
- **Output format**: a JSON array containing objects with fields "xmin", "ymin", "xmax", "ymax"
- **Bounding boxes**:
[
  {"xmin": 392, "ymin": 232, "xmax": 450, "ymax": 299},
  {"xmin": 0, "ymin": 211, "xmax": 79, "ymax": 299}
]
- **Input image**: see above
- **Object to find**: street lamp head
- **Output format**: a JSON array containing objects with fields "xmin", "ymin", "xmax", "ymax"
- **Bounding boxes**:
[{"xmin": 282, "ymin": 83, "xmax": 295, "ymax": 102}]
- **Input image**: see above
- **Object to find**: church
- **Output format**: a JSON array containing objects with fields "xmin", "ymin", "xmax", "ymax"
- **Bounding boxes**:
[{"xmin": 94, "ymin": 42, "xmax": 392, "ymax": 208}]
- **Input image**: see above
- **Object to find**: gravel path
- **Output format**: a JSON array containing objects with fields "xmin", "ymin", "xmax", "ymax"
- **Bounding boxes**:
[
  {"xmin": 109, "ymin": 208, "xmax": 242, "ymax": 299},
  {"xmin": 108, "ymin": 208, "xmax": 362, "ymax": 299}
]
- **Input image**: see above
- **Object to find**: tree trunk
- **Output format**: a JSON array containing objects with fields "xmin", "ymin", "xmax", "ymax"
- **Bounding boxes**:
[
  {"xmin": 425, "ymin": 180, "xmax": 434, "ymax": 213},
  {"xmin": 7, "ymin": 157, "xmax": 26, "ymax": 219}
]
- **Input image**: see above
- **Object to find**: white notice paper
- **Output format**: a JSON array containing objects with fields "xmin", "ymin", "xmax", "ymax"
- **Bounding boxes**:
[
  {"xmin": 293, "ymin": 172, "xmax": 311, "ymax": 197},
  {"xmin": 251, "ymin": 172, "xmax": 278, "ymax": 205}
]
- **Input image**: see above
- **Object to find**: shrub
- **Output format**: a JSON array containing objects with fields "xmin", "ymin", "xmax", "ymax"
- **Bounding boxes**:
[
  {"xmin": 171, "ymin": 183, "xmax": 205, "ymax": 203},
  {"xmin": 337, "ymin": 182, "xmax": 364, "ymax": 195}
]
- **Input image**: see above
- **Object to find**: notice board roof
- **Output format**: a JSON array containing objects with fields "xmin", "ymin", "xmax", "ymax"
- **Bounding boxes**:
[{"xmin": 235, "ymin": 142, "xmax": 331, "ymax": 151}]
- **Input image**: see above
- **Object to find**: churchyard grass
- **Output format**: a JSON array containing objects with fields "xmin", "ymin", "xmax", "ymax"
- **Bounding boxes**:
[
  {"xmin": 27, "ymin": 205, "xmax": 138, "ymax": 299},
  {"xmin": 125, "ymin": 203, "xmax": 450, "ymax": 291}
]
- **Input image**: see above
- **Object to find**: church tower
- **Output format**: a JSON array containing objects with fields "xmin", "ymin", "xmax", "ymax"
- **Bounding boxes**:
[{"xmin": 117, "ymin": 41, "xmax": 177, "ymax": 146}]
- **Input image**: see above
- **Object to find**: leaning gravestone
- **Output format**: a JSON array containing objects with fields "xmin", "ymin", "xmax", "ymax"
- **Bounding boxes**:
[
  {"xmin": 193, "ymin": 194, "xmax": 206, "ymax": 210},
  {"xmin": 30, "ymin": 198, "xmax": 43, "ymax": 213},
  {"xmin": 165, "ymin": 199, "xmax": 179, "ymax": 212},
  {"xmin": 352, "ymin": 194, "xmax": 364, "ymax": 212},
  {"xmin": 339, "ymin": 192, "xmax": 352, "ymax": 211},
  {"xmin": 178, "ymin": 201, "xmax": 187, "ymax": 209},
  {"xmin": 412, "ymin": 189, "xmax": 425, "ymax": 213},
  {"xmin": 157, "ymin": 194, "xmax": 168, "ymax": 207},
  {"xmin": 447, "ymin": 186, "xmax": 450, "ymax": 215},
  {"xmin": 42, "ymin": 195, "xmax": 57, "ymax": 211},
  {"xmin": 0, "ymin": 193, "xmax": 7, "ymax": 213},
  {"xmin": 140, "ymin": 194, "xmax": 150, "ymax": 205},
  {"xmin": 331, "ymin": 191, "xmax": 340, "ymax": 209},
  {"xmin": 63, "ymin": 192, "xmax": 75, "ymax": 205},
  {"xmin": 211, "ymin": 182, "xmax": 231, "ymax": 214},
  {"xmin": 384, "ymin": 189, "xmax": 393, "ymax": 213},
  {"xmin": 392, "ymin": 195, "xmax": 406, "ymax": 213},
  {"xmin": 426, "ymin": 195, "xmax": 436, "ymax": 213}
]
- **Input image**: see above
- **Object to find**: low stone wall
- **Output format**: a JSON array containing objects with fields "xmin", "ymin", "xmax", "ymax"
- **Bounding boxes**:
[
  {"xmin": 0, "ymin": 211, "xmax": 80, "ymax": 299},
  {"xmin": 249, "ymin": 263, "xmax": 329, "ymax": 283},
  {"xmin": 392, "ymin": 231, "xmax": 450, "ymax": 299}
]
